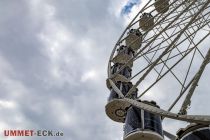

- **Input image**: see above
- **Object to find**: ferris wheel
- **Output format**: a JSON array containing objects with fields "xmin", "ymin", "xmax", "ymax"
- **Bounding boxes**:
[{"xmin": 105, "ymin": 0, "xmax": 210, "ymax": 140}]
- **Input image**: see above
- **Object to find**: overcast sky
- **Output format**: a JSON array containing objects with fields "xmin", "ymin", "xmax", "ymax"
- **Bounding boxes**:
[{"xmin": 0, "ymin": 0, "xmax": 210, "ymax": 140}]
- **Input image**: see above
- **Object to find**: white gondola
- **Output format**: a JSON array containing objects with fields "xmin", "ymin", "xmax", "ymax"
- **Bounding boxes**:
[
  {"xmin": 111, "ymin": 63, "xmax": 132, "ymax": 83},
  {"xmin": 176, "ymin": 124, "xmax": 210, "ymax": 140},
  {"xmin": 124, "ymin": 100, "xmax": 164, "ymax": 140},
  {"xmin": 139, "ymin": 13, "xmax": 155, "ymax": 31},
  {"xmin": 106, "ymin": 63, "xmax": 132, "ymax": 89},
  {"xmin": 154, "ymin": 0, "xmax": 169, "ymax": 13},
  {"xmin": 125, "ymin": 29, "xmax": 143, "ymax": 51},
  {"xmin": 112, "ymin": 45, "xmax": 134, "ymax": 67},
  {"xmin": 105, "ymin": 82, "xmax": 138, "ymax": 123}
]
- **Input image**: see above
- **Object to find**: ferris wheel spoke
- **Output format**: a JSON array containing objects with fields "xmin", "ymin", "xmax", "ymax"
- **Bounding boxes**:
[
  {"xmin": 138, "ymin": 49, "xmax": 194, "ymax": 98},
  {"xmin": 134, "ymin": 9, "xmax": 210, "ymax": 53},
  {"xmin": 135, "ymin": 14, "xmax": 210, "ymax": 64},
  {"xmin": 167, "ymin": 76, "xmax": 194, "ymax": 112},
  {"xmin": 133, "ymin": 1, "xmax": 197, "ymax": 60},
  {"xmin": 154, "ymin": 12, "xmax": 199, "ymax": 29},
  {"xmin": 191, "ymin": 6, "xmax": 210, "ymax": 57},
  {"xmin": 142, "ymin": 33, "xmax": 187, "ymax": 87},
  {"xmin": 167, "ymin": 32, "xmax": 210, "ymax": 112},
  {"xmin": 137, "ymin": 1, "xmax": 208, "ymax": 79},
  {"xmin": 161, "ymin": 8, "xmax": 198, "ymax": 25},
  {"xmin": 153, "ymin": 22, "xmax": 188, "ymax": 80},
  {"xmin": 159, "ymin": 1, "xmax": 207, "ymax": 26},
  {"xmin": 110, "ymin": 21, "xmax": 200, "ymax": 81},
  {"xmin": 141, "ymin": 54, "xmax": 162, "ymax": 78},
  {"xmin": 131, "ymin": 47, "xmax": 193, "ymax": 81},
  {"xmin": 140, "ymin": 47, "xmax": 185, "ymax": 88},
  {"xmin": 131, "ymin": 27, "xmax": 209, "ymax": 82},
  {"xmin": 180, "ymin": 48, "xmax": 197, "ymax": 94},
  {"xmin": 145, "ymin": 24, "xmax": 201, "ymax": 55},
  {"xmin": 182, "ymin": 31, "xmax": 205, "ymax": 59},
  {"xmin": 171, "ymin": 5, "xmax": 204, "ymax": 56},
  {"xmin": 156, "ymin": 24, "xmax": 184, "ymax": 56},
  {"xmin": 156, "ymin": 43, "xmax": 193, "ymax": 83},
  {"xmin": 171, "ymin": 4, "xmax": 210, "ymax": 29},
  {"xmin": 186, "ymin": 0, "xmax": 210, "ymax": 28},
  {"xmin": 138, "ymin": 31, "xmax": 210, "ymax": 99},
  {"xmin": 179, "ymin": 48, "xmax": 210, "ymax": 115},
  {"xmin": 179, "ymin": 11, "xmax": 209, "ymax": 59},
  {"xmin": 141, "ymin": 13, "xmax": 209, "ymax": 53},
  {"xmin": 116, "ymin": 2, "xmax": 208, "ymax": 51},
  {"xmin": 152, "ymin": 15, "xmax": 185, "ymax": 54},
  {"xmin": 109, "ymin": 0, "xmax": 208, "ymax": 97}
]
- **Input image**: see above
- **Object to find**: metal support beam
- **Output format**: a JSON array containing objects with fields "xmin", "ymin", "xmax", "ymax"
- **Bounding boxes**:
[{"xmin": 179, "ymin": 47, "xmax": 210, "ymax": 115}]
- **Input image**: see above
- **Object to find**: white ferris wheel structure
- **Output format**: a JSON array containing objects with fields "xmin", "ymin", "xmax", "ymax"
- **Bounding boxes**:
[{"xmin": 105, "ymin": 0, "xmax": 210, "ymax": 140}]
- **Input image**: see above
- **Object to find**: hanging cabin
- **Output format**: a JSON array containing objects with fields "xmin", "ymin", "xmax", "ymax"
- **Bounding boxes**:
[
  {"xmin": 110, "ymin": 63, "xmax": 132, "ymax": 83},
  {"xmin": 112, "ymin": 45, "xmax": 135, "ymax": 67},
  {"xmin": 125, "ymin": 29, "xmax": 143, "ymax": 51},
  {"xmin": 124, "ymin": 100, "xmax": 164, "ymax": 140},
  {"xmin": 176, "ymin": 124, "xmax": 210, "ymax": 140},
  {"xmin": 154, "ymin": 0, "xmax": 169, "ymax": 13},
  {"xmin": 105, "ymin": 82, "xmax": 138, "ymax": 123},
  {"xmin": 106, "ymin": 63, "xmax": 132, "ymax": 89},
  {"xmin": 139, "ymin": 13, "xmax": 155, "ymax": 31}
]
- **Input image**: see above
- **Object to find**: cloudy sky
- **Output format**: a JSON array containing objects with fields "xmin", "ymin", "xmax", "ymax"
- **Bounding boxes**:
[{"xmin": 0, "ymin": 0, "xmax": 210, "ymax": 140}]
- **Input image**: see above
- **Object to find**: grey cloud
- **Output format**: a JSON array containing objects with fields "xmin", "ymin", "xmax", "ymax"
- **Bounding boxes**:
[
  {"xmin": 1, "ymin": 0, "xmax": 210, "ymax": 140},
  {"xmin": 0, "ymin": 0, "xmax": 125, "ymax": 140}
]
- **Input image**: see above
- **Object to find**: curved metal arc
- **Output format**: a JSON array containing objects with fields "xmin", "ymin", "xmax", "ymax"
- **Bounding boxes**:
[{"xmin": 107, "ymin": 0, "xmax": 152, "ymax": 77}]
